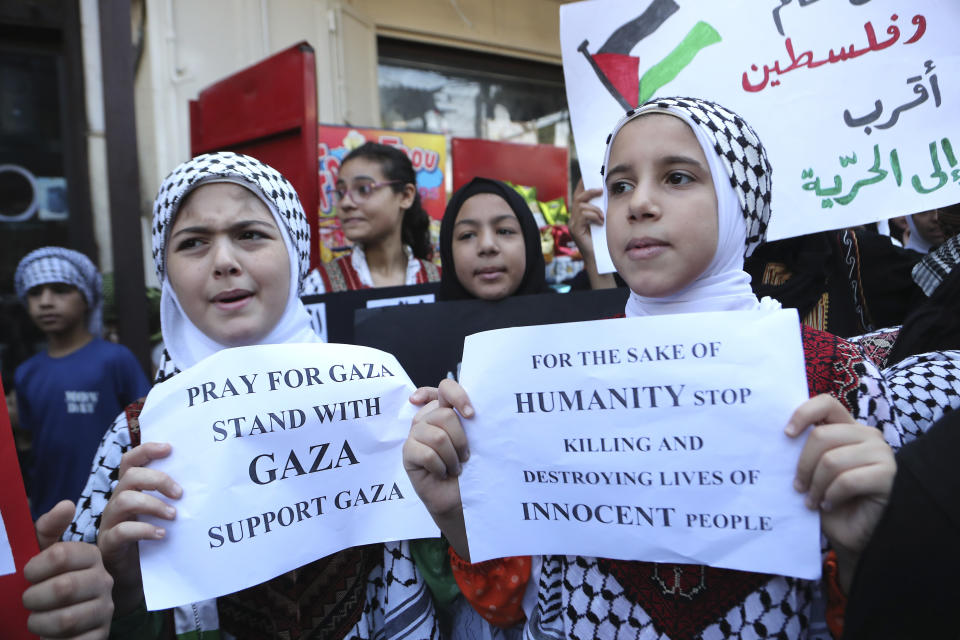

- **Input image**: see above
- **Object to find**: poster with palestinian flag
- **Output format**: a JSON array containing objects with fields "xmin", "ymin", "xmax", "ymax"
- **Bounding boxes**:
[
  {"xmin": 577, "ymin": 0, "xmax": 720, "ymax": 111},
  {"xmin": 561, "ymin": 0, "xmax": 960, "ymax": 272}
]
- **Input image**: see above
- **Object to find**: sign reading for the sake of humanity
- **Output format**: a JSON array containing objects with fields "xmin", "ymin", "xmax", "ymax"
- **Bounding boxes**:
[
  {"xmin": 458, "ymin": 309, "xmax": 820, "ymax": 579},
  {"xmin": 561, "ymin": 0, "xmax": 960, "ymax": 272},
  {"xmin": 137, "ymin": 343, "xmax": 439, "ymax": 611}
]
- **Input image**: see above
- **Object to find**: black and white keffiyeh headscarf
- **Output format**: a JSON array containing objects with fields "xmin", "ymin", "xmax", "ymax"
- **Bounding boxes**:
[
  {"xmin": 600, "ymin": 97, "xmax": 776, "ymax": 317},
  {"xmin": 912, "ymin": 233, "xmax": 960, "ymax": 297},
  {"xmin": 153, "ymin": 152, "xmax": 318, "ymax": 371},
  {"xmin": 14, "ymin": 246, "xmax": 104, "ymax": 336}
]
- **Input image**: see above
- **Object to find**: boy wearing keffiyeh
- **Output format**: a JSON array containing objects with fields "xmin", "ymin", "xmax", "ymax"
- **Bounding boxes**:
[{"xmin": 13, "ymin": 247, "xmax": 150, "ymax": 521}]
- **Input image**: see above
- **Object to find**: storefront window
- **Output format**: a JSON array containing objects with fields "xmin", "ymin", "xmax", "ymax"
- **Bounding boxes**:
[{"xmin": 378, "ymin": 39, "xmax": 570, "ymax": 148}]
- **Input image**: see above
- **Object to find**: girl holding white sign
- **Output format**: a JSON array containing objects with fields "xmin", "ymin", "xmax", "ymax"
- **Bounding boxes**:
[
  {"xmin": 66, "ymin": 153, "xmax": 439, "ymax": 639},
  {"xmin": 403, "ymin": 97, "xmax": 959, "ymax": 639}
]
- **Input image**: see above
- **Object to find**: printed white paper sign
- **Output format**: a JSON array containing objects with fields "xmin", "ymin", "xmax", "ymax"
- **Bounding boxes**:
[
  {"xmin": 561, "ymin": 0, "xmax": 960, "ymax": 272},
  {"xmin": 458, "ymin": 309, "xmax": 821, "ymax": 579},
  {"xmin": 0, "ymin": 510, "xmax": 15, "ymax": 576},
  {"xmin": 138, "ymin": 343, "xmax": 438, "ymax": 610}
]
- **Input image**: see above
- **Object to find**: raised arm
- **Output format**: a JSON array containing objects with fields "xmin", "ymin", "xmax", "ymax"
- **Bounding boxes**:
[{"xmin": 569, "ymin": 179, "xmax": 615, "ymax": 290}]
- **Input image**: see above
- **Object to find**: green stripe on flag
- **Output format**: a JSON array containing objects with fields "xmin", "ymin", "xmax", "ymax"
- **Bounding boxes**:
[{"xmin": 639, "ymin": 21, "xmax": 721, "ymax": 103}]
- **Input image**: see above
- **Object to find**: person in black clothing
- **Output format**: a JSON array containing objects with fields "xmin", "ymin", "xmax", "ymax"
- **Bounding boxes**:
[
  {"xmin": 843, "ymin": 408, "xmax": 960, "ymax": 639},
  {"xmin": 745, "ymin": 228, "xmax": 925, "ymax": 337}
]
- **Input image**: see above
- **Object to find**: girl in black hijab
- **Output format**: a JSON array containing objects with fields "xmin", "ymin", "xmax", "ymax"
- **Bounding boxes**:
[
  {"xmin": 438, "ymin": 177, "xmax": 550, "ymax": 301},
  {"xmin": 413, "ymin": 177, "xmax": 549, "ymax": 639}
]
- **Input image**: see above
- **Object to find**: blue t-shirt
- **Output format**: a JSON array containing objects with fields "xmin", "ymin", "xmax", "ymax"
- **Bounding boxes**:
[{"xmin": 15, "ymin": 338, "xmax": 152, "ymax": 520}]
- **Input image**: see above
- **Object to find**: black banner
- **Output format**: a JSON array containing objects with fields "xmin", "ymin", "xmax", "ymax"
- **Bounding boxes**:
[
  {"xmin": 353, "ymin": 288, "xmax": 630, "ymax": 387},
  {"xmin": 301, "ymin": 282, "xmax": 441, "ymax": 344}
]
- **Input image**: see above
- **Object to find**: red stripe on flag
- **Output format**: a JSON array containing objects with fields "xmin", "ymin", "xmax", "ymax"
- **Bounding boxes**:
[{"xmin": 592, "ymin": 53, "xmax": 640, "ymax": 108}]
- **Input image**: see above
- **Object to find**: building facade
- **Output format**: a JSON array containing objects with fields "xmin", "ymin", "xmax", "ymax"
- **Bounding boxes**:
[{"xmin": 0, "ymin": 0, "xmax": 571, "ymax": 377}]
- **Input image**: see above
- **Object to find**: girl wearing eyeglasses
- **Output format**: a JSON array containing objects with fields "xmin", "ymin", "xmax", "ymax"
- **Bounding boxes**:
[{"xmin": 306, "ymin": 142, "xmax": 440, "ymax": 292}]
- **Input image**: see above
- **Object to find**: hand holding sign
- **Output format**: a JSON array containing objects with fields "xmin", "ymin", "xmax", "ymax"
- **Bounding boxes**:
[
  {"xmin": 22, "ymin": 500, "xmax": 114, "ymax": 639},
  {"xmin": 402, "ymin": 379, "xmax": 473, "ymax": 560},
  {"xmin": 408, "ymin": 385, "xmax": 440, "ymax": 407},
  {"xmin": 569, "ymin": 182, "xmax": 605, "ymax": 259},
  {"xmin": 97, "ymin": 442, "xmax": 180, "ymax": 616},
  {"xmin": 787, "ymin": 394, "xmax": 896, "ymax": 590}
]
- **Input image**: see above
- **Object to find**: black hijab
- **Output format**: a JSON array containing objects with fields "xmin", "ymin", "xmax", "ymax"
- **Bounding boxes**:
[{"xmin": 438, "ymin": 177, "xmax": 550, "ymax": 301}]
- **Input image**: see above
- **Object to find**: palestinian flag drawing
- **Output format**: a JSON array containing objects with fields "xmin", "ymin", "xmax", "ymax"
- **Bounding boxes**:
[{"xmin": 578, "ymin": 0, "xmax": 722, "ymax": 110}]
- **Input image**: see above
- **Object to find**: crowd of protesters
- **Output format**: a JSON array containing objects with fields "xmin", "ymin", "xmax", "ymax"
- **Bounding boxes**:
[{"xmin": 7, "ymin": 95, "xmax": 960, "ymax": 640}]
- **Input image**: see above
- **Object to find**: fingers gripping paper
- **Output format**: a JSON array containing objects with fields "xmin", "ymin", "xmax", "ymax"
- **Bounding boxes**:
[
  {"xmin": 458, "ymin": 309, "xmax": 821, "ymax": 579},
  {"xmin": 137, "ymin": 343, "xmax": 438, "ymax": 610}
]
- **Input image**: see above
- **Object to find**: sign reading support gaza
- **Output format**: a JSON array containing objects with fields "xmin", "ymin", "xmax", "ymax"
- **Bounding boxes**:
[
  {"xmin": 137, "ymin": 343, "xmax": 438, "ymax": 611},
  {"xmin": 562, "ymin": 0, "xmax": 960, "ymax": 273},
  {"xmin": 458, "ymin": 310, "xmax": 821, "ymax": 579}
]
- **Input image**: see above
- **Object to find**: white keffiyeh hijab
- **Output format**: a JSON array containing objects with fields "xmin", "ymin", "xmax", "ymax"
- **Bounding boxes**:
[
  {"xmin": 599, "ymin": 97, "xmax": 779, "ymax": 318},
  {"xmin": 14, "ymin": 246, "xmax": 104, "ymax": 336},
  {"xmin": 152, "ymin": 152, "xmax": 319, "ymax": 372}
]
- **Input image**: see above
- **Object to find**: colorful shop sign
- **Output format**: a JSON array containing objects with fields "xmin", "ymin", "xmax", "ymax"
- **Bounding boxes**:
[{"xmin": 317, "ymin": 126, "xmax": 446, "ymax": 256}]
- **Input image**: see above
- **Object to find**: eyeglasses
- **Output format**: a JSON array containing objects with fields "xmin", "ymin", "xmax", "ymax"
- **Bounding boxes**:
[{"xmin": 331, "ymin": 180, "xmax": 402, "ymax": 203}]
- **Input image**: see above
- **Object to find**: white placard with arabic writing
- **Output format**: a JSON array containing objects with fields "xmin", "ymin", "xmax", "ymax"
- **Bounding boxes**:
[
  {"xmin": 458, "ymin": 310, "xmax": 821, "ymax": 579},
  {"xmin": 137, "ymin": 343, "xmax": 438, "ymax": 611},
  {"xmin": 561, "ymin": 0, "xmax": 960, "ymax": 272}
]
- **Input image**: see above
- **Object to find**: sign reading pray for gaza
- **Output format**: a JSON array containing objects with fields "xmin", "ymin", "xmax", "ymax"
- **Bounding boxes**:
[
  {"xmin": 562, "ymin": 0, "xmax": 960, "ymax": 245},
  {"xmin": 136, "ymin": 343, "xmax": 438, "ymax": 611}
]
